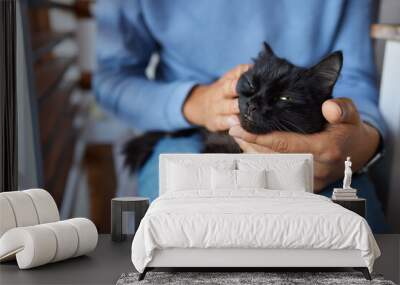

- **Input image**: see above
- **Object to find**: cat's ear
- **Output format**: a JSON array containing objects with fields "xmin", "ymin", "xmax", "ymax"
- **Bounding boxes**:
[
  {"xmin": 259, "ymin": 41, "xmax": 276, "ymax": 60},
  {"xmin": 309, "ymin": 51, "xmax": 343, "ymax": 90},
  {"xmin": 262, "ymin": 42, "xmax": 274, "ymax": 57}
]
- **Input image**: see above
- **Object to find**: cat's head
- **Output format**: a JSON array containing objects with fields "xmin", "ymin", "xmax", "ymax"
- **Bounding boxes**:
[{"xmin": 236, "ymin": 42, "xmax": 343, "ymax": 134}]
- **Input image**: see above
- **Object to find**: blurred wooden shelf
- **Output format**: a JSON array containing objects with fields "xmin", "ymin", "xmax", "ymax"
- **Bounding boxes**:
[
  {"xmin": 39, "ymin": 80, "xmax": 77, "ymax": 148},
  {"xmin": 43, "ymin": 107, "xmax": 78, "ymax": 206},
  {"xmin": 32, "ymin": 31, "xmax": 75, "ymax": 61},
  {"xmin": 371, "ymin": 24, "xmax": 400, "ymax": 41},
  {"xmin": 35, "ymin": 56, "xmax": 77, "ymax": 100},
  {"xmin": 46, "ymin": 133, "xmax": 77, "ymax": 207},
  {"xmin": 29, "ymin": 0, "xmax": 93, "ymax": 18},
  {"xmin": 26, "ymin": 0, "xmax": 94, "ymax": 210}
]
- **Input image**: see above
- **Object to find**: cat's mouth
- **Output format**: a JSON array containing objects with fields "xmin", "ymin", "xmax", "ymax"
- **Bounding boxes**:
[
  {"xmin": 239, "ymin": 98, "xmax": 270, "ymax": 134},
  {"xmin": 240, "ymin": 114, "xmax": 263, "ymax": 133},
  {"xmin": 240, "ymin": 113, "xmax": 273, "ymax": 134}
]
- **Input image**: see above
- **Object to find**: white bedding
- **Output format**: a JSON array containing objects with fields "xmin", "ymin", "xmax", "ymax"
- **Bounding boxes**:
[{"xmin": 131, "ymin": 190, "xmax": 380, "ymax": 273}]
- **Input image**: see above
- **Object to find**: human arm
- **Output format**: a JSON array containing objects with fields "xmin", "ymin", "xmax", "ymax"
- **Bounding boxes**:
[{"xmin": 93, "ymin": 0, "xmax": 197, "ymax": 131}]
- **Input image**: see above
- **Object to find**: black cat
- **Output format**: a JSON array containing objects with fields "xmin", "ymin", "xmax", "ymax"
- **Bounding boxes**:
[{"xmin": 123, "ymin": 42, "xmax": 343, "ymax": 173}]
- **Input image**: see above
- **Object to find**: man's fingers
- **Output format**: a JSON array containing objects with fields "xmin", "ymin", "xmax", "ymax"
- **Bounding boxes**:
[
  {"xmin": 230, "ymin": 125, "xmax": 317, "ymax": 153},
  {"xmin": 321, "ymin": 100, "xmax": 342, "ymax": 123},
  {"xmin": 322, "ymin": 98, "xmax": 360, "ymax": 125},
  {"xmin": 224, "ymin": 64, "xmax": 252, "ymax": 79},
  {"xmin": 214, "ymin": 115, "xmax": 240, "ymax": 131},
  {"xmin": 221, "ymin": 64, "xmax": 252, "ymax": 97},
  {"xmin": 221, "ymin": 78, "xmax": 238, "ymax": 97},
  {"xmin": 234, "ymin": 138, "xmax": 257, "ymax": 153},
  {"xmin": 218, "ymin": 99, "xmax": 240, "ymax": 114},
  {"xmin": 234, "ymin": 138, "xmax": 276, "ymax": 154},
  {"xmin": 229, "ymin": 125, "xmax": 258, "ymax": 142},
  {"xmin": 231, "ymin": 64, "xmax": 251, "ymax": 78}
]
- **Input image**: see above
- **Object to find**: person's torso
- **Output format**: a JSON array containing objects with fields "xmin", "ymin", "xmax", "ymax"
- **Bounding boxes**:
[{"xmin": 140, "ymin": 0, "xmax": 345, "ymax": 83}]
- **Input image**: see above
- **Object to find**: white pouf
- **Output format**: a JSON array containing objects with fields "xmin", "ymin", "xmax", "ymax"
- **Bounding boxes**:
[
  {"xmin": 0, "ymin": 196, "xmax": 17, "ymax": 237},
  {"xmin": 0, "ymin": 189, "xmax": 98, "ymax": 269},
  {"xmin": 66, "ymin": 218, "xmax": 98, "ymax": 257},
  {"xmin": 0, "ymin": 218, "xmax": 98, "ymax": 269},
  {"xmin": 42, "ymin": 220, "xmax": 79, "ymax": 262},
  {"xmin": 24, "ymin": 189, "xmax": 59, "ymax": 223},
  {"xmin": 0, "ymin": 191, "xmax": 39, "ymax": 227},
  {"xmin": 0, "ymin": 189, "xmax": 60, "ymax": 237},
  {"xmin": 0, "ymin": 226, "xmax": 57, "ymax": 268}
]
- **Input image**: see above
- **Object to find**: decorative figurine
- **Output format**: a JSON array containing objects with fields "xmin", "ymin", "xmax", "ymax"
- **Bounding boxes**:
[
  {"xmin": 343, "ymin": 156, "xmax": 353, "ymax": 189},
  {"xmin": 332, "ymin": 156, "xmax": 358, "ymax": 200}
]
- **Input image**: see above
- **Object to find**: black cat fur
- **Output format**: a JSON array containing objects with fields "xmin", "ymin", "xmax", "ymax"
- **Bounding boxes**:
[{"xmin": 123, "ymin": 42, "xmax": 343, "ymax": 173}]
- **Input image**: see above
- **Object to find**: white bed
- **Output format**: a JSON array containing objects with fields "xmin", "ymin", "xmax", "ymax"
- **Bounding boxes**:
[{"xmin": 131, "ymin": 154, "xmax": 380, "ymax": 280}]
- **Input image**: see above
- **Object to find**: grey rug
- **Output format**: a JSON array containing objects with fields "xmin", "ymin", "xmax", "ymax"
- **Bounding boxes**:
[{"xmin": 117, "ymin": 272, "xmax": 396, "ymax": 285}]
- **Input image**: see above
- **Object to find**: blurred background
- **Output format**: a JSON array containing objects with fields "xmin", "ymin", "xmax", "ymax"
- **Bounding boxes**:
[{"xmin": 7, "ymin": 0, "xmax": 400, "ymax": 233}]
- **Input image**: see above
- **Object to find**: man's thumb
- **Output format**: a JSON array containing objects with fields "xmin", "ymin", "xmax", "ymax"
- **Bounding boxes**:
[{"xmin": 322, "ymin": 98, "xmax": 360, "ymax": 125}]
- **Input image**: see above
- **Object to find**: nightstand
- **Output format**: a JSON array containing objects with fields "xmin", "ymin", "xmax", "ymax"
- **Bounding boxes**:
[
  {"xmin": 111, "ymin": 197, "xmax": 149, "ymax": 242},
  {"xmin": 332, "ymin": 198, "xmax": 366, "ymax": 218}
]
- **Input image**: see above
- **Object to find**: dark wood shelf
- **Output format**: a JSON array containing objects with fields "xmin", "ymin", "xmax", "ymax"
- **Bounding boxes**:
[
  {"xmin": 41, "ymin": 94, "xmax": 79, "ymax": 158},
  {"xmin": 39, "ymin": 80, "xmax": 77, "ymax": 148},
  {"xmin": 32, "ymin": 31, "xmax": 75, "ymax": 62},
  {"xmin": 25, "ymin": 0, "xmax": 94, "ymax": 212},
  {"xmin": 46, "ymin": 134, "xmax": 77, "ymax": 207},
  {"xmin": 29, "ymin": 0, "xmax": 93, "ymax": 18},
  {"xmin": 42, "ymin": 110, "xmax": 78, "ymax": 206},
  {"xmin": 29, "ymin": 0, "xmax": 75, "ymax": 11},
  {"xmin": 35, "ymin": 56, "xmax": 77, "ymax": 100},
  {"xmin": 42, "ymin": 107, "xmax": 74, "ymax": 171}
]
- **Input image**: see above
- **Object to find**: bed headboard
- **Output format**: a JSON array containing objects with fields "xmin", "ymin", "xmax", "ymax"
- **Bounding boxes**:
[{"xmin": 159, "ymin": 153, "xmax": 314, "ymax": 195}]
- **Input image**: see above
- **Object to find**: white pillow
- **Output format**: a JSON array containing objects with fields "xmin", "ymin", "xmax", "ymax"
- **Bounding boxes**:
[
  {"xmin": 211, "ymin": 168, "xmax": 236, "ymax": 190},
  {"xmin": 166, "ymin": 159, "xmax": 235, "ymax": 192},
  {"xmin": 211, "ymin": 169, "xmax": 267, "ymax": 190},
  {"xmin": 167, "ymin": 163, "xmax": 210, "ymax": 191},
  {"xmin": 267, "ymin": 165, "xmax": 307, "ymax": 191},
  {"xmin": 236, "ymin": 169, "xmax": 267, "ymax": 189},
  {"xmin": 237, "ymin": 159, "xmax": 309, "ymax": 191}
]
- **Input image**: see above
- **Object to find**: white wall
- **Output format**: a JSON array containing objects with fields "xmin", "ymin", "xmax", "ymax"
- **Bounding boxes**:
[{"xmin": 375, "ymin": 0, "xmax": 400, "ymax": 75}]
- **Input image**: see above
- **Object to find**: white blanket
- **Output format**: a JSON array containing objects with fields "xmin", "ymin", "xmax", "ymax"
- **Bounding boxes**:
[{"xmin": 131, "ymin": 190, "xmax": 380, "ymax": 272}]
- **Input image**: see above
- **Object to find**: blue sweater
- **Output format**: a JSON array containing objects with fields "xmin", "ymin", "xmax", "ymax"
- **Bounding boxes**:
[{"xmin": 94, "ymin": 0, "xmax": 384, "ymax": 136}]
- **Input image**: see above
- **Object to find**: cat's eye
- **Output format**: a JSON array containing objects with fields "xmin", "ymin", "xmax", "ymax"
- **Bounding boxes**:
[
  {"xmin": 245, "ymin": 76, "xmax": 255, "ymax": 91},
  {"xmin": 238, "ymin": 75, "xmax": 257, "ymax": 97},
  {"xmin": 279, "ymin": 96, "xmax": 292, "ymax": 101}
]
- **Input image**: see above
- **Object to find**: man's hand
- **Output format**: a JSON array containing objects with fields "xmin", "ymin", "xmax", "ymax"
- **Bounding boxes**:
[
  {"xmin": 229, "ymin": 98, "xmax": 380, "ymax": 192},
  {"xmin": 183, "ymin": 64, "xmax": 251, "ymax": 132}
]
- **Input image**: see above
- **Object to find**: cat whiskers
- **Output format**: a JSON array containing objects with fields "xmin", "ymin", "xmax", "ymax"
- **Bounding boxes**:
[
  {"xmin": 279, "ymin": 118, "xmax": 307, "ymax": 134},
  {"xmin": 270, "ymin": 119, "xmax": 286, "ymax": 132}
]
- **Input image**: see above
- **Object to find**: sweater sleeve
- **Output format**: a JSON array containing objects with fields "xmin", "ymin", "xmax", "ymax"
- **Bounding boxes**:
[
  {"xmin": 93, "ymin": 0, "xmax": 196, "ymax": 131},
  {"xmin": 331, "ymin": 0, "xmax": 386, "ymax": 138}
]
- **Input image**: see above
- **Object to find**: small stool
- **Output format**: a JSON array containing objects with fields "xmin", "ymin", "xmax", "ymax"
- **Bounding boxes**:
[{"xmin": 111, "ymin": 197, "xmax": 149, "ymax": 242}]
